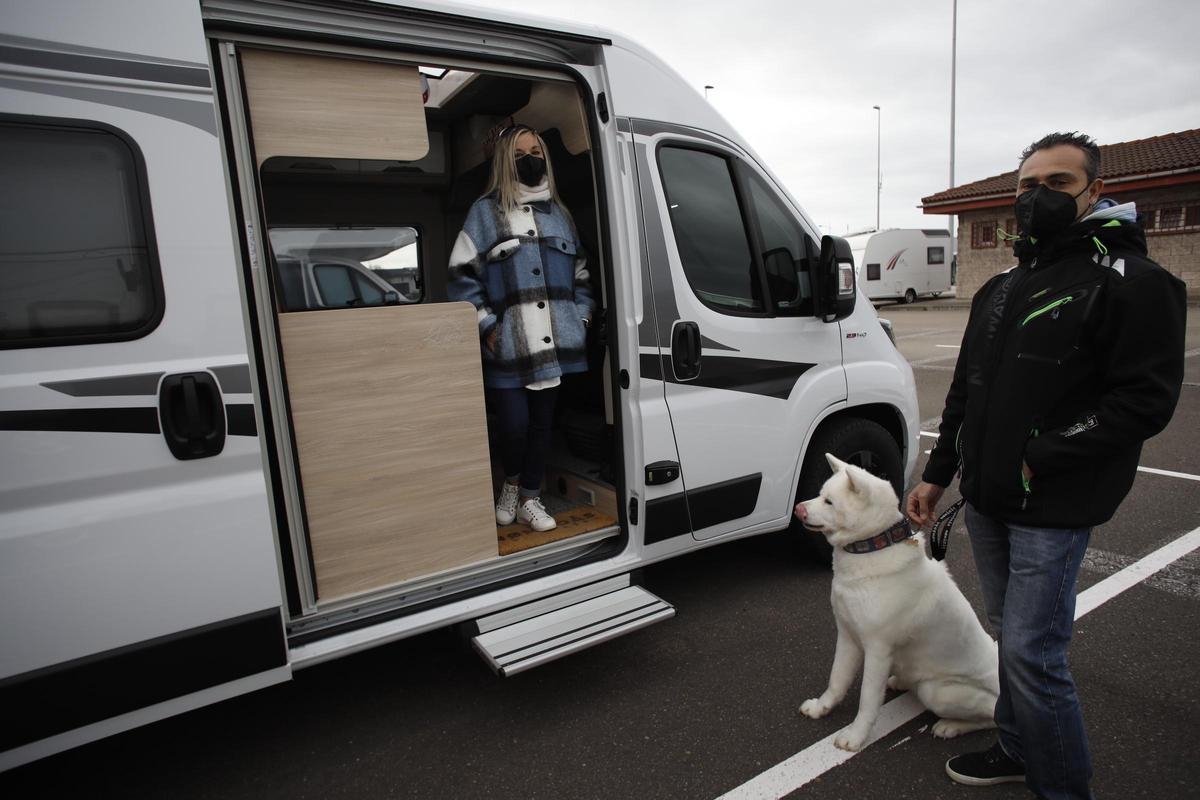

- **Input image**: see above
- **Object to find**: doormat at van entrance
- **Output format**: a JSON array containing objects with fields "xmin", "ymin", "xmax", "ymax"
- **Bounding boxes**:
[{"xmin": 497, "ymin": 503, "xmax": 618, "ymax": 556}]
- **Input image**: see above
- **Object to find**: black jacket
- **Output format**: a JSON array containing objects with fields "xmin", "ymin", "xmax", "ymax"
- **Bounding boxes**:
[{"xmin": 923, "ymin": 214, "xmax": 1187, "ymax": 527}]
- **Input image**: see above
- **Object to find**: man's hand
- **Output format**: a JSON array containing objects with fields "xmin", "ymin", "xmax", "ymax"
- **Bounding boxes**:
[
  {"xmin": 486, "ymin": 329, "xmax": 498, "ymax": 353},
  {"xmin": 906, "ymin": 481, "xmax": 945, "ymax": 527}
]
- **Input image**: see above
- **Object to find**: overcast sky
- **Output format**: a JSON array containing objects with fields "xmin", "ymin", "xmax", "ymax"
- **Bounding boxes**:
[{"xmin": 462, "ymin": 0, "xmax": 1200, "ymax": 235}]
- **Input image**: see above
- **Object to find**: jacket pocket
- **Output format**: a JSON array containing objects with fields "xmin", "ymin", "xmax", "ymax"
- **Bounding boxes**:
[
  {"xmin": 486, "ymin": 238, "xmax": 522, "ymax": 262},
  {"xmin": 1015, "ymin": 284, "xmax": 1098, "ymax": 365}
]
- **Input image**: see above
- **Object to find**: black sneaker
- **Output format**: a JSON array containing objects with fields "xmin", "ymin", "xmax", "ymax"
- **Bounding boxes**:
[{"xmin": 945, "ymin": 741, "xmax": 1026, "ymax": 786}]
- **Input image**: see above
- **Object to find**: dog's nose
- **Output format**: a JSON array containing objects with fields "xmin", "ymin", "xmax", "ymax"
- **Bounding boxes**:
[{"xmin": 794, "ymin": 502, "xmax": 807, "ymax": 521}]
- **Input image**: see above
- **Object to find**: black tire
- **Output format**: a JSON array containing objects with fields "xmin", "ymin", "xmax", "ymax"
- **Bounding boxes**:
[
  {"xmin": 931, "ymin": 292, "xmax": 942, "ymax": 298},
  {"xmin": 790, "ymin": 417, "xmax": 904, "ymax": 564},
  {"xmin": 903, "ymin": 288, "xmax": 917, "ymax": 304}
]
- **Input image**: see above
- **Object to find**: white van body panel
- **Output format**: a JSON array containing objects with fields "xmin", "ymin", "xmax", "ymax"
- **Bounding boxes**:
[{"xmin": 0, "ymin": 0, "xmax": 287, "ymax": 767}]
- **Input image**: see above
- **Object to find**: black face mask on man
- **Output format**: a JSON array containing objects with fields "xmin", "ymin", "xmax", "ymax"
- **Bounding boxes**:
[
  {"xmin": 1013, "ymin": 183, "xmax": 1093, "ymax": 240},
  {"xmin": 515, "ymin": 154, "xmax": 547, "ymax": 187}
]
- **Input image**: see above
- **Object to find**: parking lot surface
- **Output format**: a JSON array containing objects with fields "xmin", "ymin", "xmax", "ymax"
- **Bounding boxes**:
[{"xmin": 5, "ymin": 300, "xmax": 1198, "ymax": 800}]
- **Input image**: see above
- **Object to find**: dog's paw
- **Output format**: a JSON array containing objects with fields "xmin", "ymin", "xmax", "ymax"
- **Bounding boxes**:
[
  {"xmin": 833, "ymin": 725, "xmax": 868, "ymax": 752},
  {"xmin": 931, "ymin": 718, "xmax": 995, "ymax": 739},
  {"xmin": 799, "ymin": 698, "xmax": 832, "ymax": 719}
]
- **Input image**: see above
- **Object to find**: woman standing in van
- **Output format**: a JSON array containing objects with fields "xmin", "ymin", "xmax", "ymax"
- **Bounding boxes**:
[{"xmin": 448, "ymin": 124, "xmax": 594, "ymax": 533}]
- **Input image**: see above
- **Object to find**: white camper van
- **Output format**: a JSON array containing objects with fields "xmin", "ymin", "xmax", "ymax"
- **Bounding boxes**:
[
  {"xmin": 850, "ymin": 228, "xmax": 953, "ymax": 304},
  {"xmin": 0, "ymin": 0, "xmax": 920, "ymax": 768}
]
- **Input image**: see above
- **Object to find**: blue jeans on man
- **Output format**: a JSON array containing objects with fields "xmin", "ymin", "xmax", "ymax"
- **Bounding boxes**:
[{"xmin": 965, "ymin": 504, "xmax": 1095, "ymax": 800}]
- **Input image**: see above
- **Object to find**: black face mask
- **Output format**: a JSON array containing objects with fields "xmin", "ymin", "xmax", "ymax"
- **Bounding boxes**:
[
  {"xmin": 515, "ymin": 154, "xmax": 547, "ymax": 187},
  {"xmin": 1013, "ymin": 182, "xmax": 1092, "ymax": 240}
]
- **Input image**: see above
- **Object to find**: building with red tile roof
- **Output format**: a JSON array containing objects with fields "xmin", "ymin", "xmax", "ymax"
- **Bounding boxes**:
[{"xmin": 920, "ymin": 130, "xmax": 1199, "ymax": 299}]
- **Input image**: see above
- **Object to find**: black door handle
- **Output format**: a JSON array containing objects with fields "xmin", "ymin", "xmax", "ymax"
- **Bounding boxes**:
[
  {"xmin": 159, "ymin": 372, "xmax": 226, "ymax": 460},
  {"xmin": 671, "ymin": 321, "xmax": 701, "ymax": 380}
]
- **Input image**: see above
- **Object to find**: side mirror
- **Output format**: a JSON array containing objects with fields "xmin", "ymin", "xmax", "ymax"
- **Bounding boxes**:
[
  {"xmin": 383, "ymin": 290, "xmax": 401, "ymax": 305},
  {"xmin": 816, "ymin": 235, "xmax": 857, "ymax": 322}
]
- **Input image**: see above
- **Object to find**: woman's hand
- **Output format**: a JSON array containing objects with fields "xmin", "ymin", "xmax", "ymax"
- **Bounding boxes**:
[{"xmin": 486, "ymin": 329, "xmax": 498, "ymax": 353}]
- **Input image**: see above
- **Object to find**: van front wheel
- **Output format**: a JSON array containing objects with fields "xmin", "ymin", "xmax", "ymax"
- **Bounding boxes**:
[
  {"xmin": 903, "ymin": 288, "xmax": 917, "ymax": 304},
  {"xmin": 790, "ymin": 418, "xmax": 904, "ymax": 563}
]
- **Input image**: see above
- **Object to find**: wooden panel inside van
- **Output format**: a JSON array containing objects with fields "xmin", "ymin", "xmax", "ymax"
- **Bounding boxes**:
[
  {"xmin": 240, "ymin": 48, "xmax": 429, "ymax": 165},
  {"xmin": 278, "ymin": 303, "xmax": 497, "ymax": 602}
]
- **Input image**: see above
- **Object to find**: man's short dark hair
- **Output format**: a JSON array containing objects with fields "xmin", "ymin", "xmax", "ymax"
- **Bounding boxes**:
[{"xmin": 1019, "ymin": 132, "xmax": 1101, "ymax": 183}]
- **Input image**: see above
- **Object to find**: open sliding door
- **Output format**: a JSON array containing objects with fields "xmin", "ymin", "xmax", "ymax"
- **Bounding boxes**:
[{"xmin": 237, "ymin": 47, "xmax": 498, "ymax": 604}]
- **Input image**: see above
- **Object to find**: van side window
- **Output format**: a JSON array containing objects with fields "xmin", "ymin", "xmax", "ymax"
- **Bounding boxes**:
[
  {"xmin": 658, "ymin": 147, "xmax": 763, "ymax": 313},
  {"xmin": 744, "ymin": 171, "xmax": 816, "ymax": 316},
  {"xmin": 0, "ymin": 120, "xmax": 163, "ymax": 348},
  {"xmin": 866, "ymin": 263, "xmax": 881, "ymax": 281},
  {"xmin": 928, "ymin": 246, "xmax": 945, "ymax": 264},
  {"xmin": 267, "ymin": 227, "xmax": 422, "ymax": 311}
]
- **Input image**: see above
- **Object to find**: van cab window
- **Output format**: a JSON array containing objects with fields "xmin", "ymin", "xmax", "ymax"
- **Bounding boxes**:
[
  {"xmin": 744, "ymin": 170, "xmax": 816, "ymax": 316},
  {"xmin": 658, "ymin": 146, "xmax": 763, "ymax": 313},
  {"xmin": 0, "ymin": 120, "xmax": 163, "ymax": 348}
]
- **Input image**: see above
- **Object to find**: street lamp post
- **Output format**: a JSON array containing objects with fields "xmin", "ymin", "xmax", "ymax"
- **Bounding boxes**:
[
  {"xmin": 949, "ymin": 0, "xmax": 958, "ymax": 261},
  {"xmin": 873, "ymin": 105, "xmax": 881, "ymax": 231}
]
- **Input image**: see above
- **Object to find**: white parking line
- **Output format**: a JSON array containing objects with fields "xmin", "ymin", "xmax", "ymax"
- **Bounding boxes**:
[
  {"xmin": 935, "ymin": 344, "xmax": 960, "ymax": 349},
  {"xmin": 1137, "ymin": 465, "xmax": 1200, "ymax": 482},
  {"xmin": 715, "ymin": 524, "xmax": 1200, "ymax": 800}
]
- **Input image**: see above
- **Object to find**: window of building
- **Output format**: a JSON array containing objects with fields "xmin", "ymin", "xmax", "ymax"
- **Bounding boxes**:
[
  {"xmin": 928, "ymin": 246, "xmax": 945, "ymax": 264},
  {"xmin": 1005, "ymin": 218, "xmax": 1018, "ymax": 239},
  {"xmin": 971, "ymin": 220, "xmax": 997, "ymax": 249},
  {"xmin": 866, "ymin": 263, "xmax": 881, "ymax": 281},
  {"xmin": 658, "ymin": 146, "xmax": 762, "ymax": 313},
  {"xmin": 1144, "ymin": 203, "xmax": 1200, "ymax": 235},
  {"xmin": 0, "ymin": 120, "xmax": 164, "ymax": 348}
]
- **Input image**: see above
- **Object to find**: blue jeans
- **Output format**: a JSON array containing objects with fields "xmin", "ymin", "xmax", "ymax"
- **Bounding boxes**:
[
  {"xmin": 489, "ymin": 386, "xmax": 558, "ymax": 497},
  {"xmin": 965, "ymin": 504, "xmax": 1094, "ymax": 800}
]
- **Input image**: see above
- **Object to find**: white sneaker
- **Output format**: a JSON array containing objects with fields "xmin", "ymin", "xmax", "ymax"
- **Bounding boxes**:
[
  {"xmin": 517, "ymin": 497, "xmax": 557, "ymax": 532},
  {"xmin": 496, "ymin": 482, "xmax": 520, "ymax": 525}
]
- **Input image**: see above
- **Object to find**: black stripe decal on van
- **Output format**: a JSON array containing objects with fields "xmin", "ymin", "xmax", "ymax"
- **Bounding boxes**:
[
  {"xmin": 42, "ymin": 365, "xmax": 252, "ymax": 397},
  {"xmin": 0, "ymin": 44, "xmax": 212, "ymax": 88},
  {"xmin": 0, "ymin": 407, "xmax": 160, "ymax": 434},
  {"xmin": 639, "ymin": 353, "xmax": 814, "ymax": 399},
  {"xmin": 0, "ymin": 405, "xmax": 257, "ymax": 436},
  {"xmin": 0, "ymin": 609, "xmax": 286, "ymax": 752},
  {"xmin": 42, "ymin": 373, "xmax": 164, "ymax": 397}
]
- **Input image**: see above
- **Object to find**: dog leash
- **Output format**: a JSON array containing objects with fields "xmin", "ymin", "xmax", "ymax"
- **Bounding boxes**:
[{"xmin": 929, "ymin": 497, "xmax": 966, "ymax": 561}]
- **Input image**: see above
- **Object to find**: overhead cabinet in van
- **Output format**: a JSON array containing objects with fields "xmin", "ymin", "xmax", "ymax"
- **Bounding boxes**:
[{"xmin": 0, "ymin": 0, "xmax": 919, "ymax": 769}]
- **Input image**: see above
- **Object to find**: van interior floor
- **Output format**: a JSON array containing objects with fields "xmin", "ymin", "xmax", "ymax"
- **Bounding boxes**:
[{"xmin": 496, "ymin": 494, "xmax": 618, "ymax": 556}]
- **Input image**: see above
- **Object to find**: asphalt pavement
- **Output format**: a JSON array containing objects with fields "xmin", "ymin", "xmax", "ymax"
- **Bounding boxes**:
[{"xmin": 4, "ymin": 299, "xmax": 1199, "ymax": 800}]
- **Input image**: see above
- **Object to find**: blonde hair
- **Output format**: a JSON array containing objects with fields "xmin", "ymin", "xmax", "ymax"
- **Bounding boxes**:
[{"xmin": 484, "ymin": 125, "xmax": 568, "ymax": 213}]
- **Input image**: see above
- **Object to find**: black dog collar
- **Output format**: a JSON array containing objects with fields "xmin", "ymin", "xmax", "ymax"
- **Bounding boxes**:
[{"xmin": 842, "ymin": 518, "xmax": 916, "ymax": 555}]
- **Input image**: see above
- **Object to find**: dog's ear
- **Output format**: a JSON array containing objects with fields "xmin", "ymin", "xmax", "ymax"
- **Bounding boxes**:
[
  {"xmin": 842, "ymin": 465, "xmax": 861, "ymax": 494},
  {"xmin": 825, "ymin": 453, "xmax": 847, "ymax": 472}
]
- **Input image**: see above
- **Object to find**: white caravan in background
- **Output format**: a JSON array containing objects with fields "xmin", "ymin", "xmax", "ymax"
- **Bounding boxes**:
[
  {"xmin": 850, "ymin": 229, "xmax": 953, "ymax": 304},
  {"xmin": 0, "ymin": 0, "xmax": 920, "ymax": 769}
]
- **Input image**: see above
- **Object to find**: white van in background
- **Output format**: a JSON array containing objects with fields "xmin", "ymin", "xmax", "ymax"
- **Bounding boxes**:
[
  {"xmin": 849, "ymin": 228, "xmax": 954, "ymax": 304},
  {"xmin": 0, "ymin": 0, "xmax": 920, "ymax": 768}
]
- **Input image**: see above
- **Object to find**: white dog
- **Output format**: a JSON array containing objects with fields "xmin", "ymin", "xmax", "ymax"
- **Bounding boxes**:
[{"xmin": 793, "ymin": 454, "xmax": 999, "ymax": 752}]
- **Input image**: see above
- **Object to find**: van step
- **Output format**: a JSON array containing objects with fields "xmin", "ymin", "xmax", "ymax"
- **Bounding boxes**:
[{"xmin": 471, "ymin": 581, "xmax": 674, "ymax": 676}]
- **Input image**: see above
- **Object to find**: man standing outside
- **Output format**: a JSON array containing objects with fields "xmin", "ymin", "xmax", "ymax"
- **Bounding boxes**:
[{"xmin": 908, "ymin": 132, "xmax": 1186, "ymax": 799}]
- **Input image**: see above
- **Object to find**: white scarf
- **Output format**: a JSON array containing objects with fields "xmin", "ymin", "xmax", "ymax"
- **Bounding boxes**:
[{"xmin": 517, "ymin": 178, "xmax": 551, "ymax": 204}]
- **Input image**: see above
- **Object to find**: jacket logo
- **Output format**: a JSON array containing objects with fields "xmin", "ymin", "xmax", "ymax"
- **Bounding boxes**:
[{"xmin": 1061, "ymin": 414, "xmax": 1098, "ymax": 437}]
